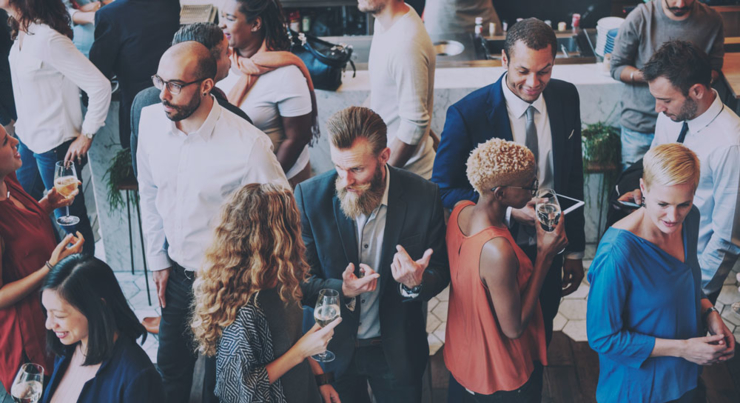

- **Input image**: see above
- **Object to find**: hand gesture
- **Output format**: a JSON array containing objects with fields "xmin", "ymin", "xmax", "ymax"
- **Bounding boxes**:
[
  {"xmin": 706, "ymin": 310, "xmax": 736, "ymax": 362},
  {"xmin": 45, "ymin": 182, "xmax": 80, "ymax": 210},
  {"xmin": 48, "ymin": 232, "xmax": 85, "ymax": 267},
  {"xmin": 391, "ymin": 245, "xmax": 432, "ymax": 289},
  {"xmin": 535, "ymin": 213, "xmax": 568, "ymax": 260},
  {"xmin": 64, "ymin": 136, "xmax": 92, "ymax": 166},
  {"xmin": 153, "ymin": 268, "xmax": 172, "ymax": 308},
  {"xmin": 511, "ymin": 198, "xmax": 541, "ymax": 227},
  {"xmin": 681, "ymin": 335, "xmax": 730, "ymax": 365},
  {"xmin": 319, "ymin": 384, "xmax": 341, "ymax": 403},
  {"xmin": 341, "ymin": 263, "xmax": 379, "ymax": 298},
  {"xmin": 617, "ymin": 189, "xmax": 642, "ymax": 206},
  {"xmin": 295, "ymin": 319, "xmax": 342, "ymax": 359}
]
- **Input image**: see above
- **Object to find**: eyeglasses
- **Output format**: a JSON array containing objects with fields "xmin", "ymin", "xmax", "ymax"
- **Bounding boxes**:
[
  {"xmin": 492, "ymin": 178, "xmax": 539, "ymax": 197},
  {"xmin": 152, "ymin": 75, "xmax": 207, "ymax": 95}
]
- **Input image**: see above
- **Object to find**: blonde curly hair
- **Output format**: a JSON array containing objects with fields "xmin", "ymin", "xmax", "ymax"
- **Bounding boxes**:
[
  {"xmin": 191, "ymin": 183, "xmax": 309, "ymax": 356},
  {"xmin": 466, "ymin": 138, "xmax": 536, "ymax": 194}
]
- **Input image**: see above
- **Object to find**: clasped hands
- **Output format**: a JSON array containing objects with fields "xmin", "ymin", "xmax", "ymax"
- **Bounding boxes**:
[{"xmin": 341, "ymin": 245, "xmax": 433, "ymax": 298}]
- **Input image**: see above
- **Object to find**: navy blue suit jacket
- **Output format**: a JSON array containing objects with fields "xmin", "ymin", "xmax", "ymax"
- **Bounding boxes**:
[
  {"xmin": 431, "ymin": 74, "xmax": 586, "ymax": 254},
  {"xmin": 295, "ymin": 166, "xmax": 450, "ymax": 382},
  {"xmin": 90, "ymin": 0, "xmax": 180, "ymax": 148}
]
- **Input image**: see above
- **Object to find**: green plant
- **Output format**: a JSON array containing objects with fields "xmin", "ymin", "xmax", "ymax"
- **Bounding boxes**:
[
  {"xmin": 582, "ymin": 122, "xmax": 620, "ymax": 169},
  {"xmin": 104, "ymin": 148, "xmax": 135, "ymax": 211}
]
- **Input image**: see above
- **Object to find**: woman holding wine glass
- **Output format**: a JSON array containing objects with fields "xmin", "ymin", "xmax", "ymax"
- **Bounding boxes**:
[
  {"xmin": 191, "ymin": 183, "xmax": 341, "ymax": 403},
  {"xmin": 0, "ymin": 126, "xmax": 84, "ymax": 395},
  {"xmin": 40, "ymin": 255, "xmax": 163, "ymax": 403},
  {"xmin": 444, "ymin": 138, "xmax": 567, "ymax": 402},
  {"xmin": 587, "ymin": 144, "xmax": 735, "ymax": 403}
]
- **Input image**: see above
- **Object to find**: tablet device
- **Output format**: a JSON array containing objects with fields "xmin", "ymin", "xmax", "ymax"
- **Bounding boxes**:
[{"xmin": 556, "ymin": 193, "xmax": 585, "ymax": 215}]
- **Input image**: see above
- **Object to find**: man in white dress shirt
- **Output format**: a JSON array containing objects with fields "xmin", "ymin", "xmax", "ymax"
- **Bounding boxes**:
[
  {"xmin": 136, "ymin": 42, "xmax": 288, "ymax": 403},
  {"xmin": 641, "ymin": 40, "xmax": 740, "ymax": 304}
]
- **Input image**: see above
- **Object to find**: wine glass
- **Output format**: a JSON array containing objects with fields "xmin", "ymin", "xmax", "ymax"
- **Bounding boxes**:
[
  {"xmin": 313, "ymin": 289, "xmax": 340, "ymax": 363},
  {"xmin": 10, "ymin": 363, "xmax": 44, "ymax": 403},
  {"xmin": 53, "ymin": 161, "xmax": 80, "ymax": 227},
  {"xmin": 535, "ymin": 188, "xmax": 565, "ymax": 254}
]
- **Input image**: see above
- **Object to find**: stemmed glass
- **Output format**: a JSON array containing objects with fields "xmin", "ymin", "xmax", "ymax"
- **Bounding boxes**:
[
  {"xmin": 53, "ymin": 161, "xmax": 80, "ymax": 226},
  {"xmin": 10, "ymin": 363, "xmax": 44, "ymax": 403},
  {"xmin": 535, "ymin": 188, "xmax": 565, "ymax": 254},
  {"xmin": 313, "ymin": 289, "xmax": 341, "ymax": 363}
]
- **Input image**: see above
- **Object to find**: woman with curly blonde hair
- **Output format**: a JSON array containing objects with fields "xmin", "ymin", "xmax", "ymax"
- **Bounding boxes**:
[
  {"xmin": 191, "ymin": 183, "xmax": 341, "ymax": 403},
  {"xmin": 444, "ymin": 138, "xmax": 567, "ymax": 402}
]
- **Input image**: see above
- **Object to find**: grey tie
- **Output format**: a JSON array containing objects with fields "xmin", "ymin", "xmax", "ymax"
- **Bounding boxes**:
[{"xmin": 525, "ymin": 105, "xmax": 539, "ymax": 162}]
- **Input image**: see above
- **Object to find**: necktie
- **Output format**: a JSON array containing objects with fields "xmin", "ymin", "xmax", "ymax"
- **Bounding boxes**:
[
  {"xmin": 525, "ymin": 106, "xmax": 539, "ymax": 162},
  {"xmin": 676, "ymin": 121, "xmax": 689, "ymax": 143}
]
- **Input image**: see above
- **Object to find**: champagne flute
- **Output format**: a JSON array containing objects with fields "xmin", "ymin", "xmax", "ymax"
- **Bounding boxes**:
[
  {"xmin": 313, "ymin": 289, "xmax": 340, "ymax": 363},
  {"xmin": 53, "ymin": 161, "xmax": 80, "ymax": 227},
  {"xmin": 535, "ymin": 188, "xmax": 565, "ymax": 254},
  {"xmin": 10, "ymin": 363, "xmax": 44, "ymax": 403}
]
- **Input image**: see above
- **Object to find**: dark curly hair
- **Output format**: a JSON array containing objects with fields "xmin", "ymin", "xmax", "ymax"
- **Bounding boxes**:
[
  {"xmin": 236, "ymin": 0, "xmax": 290, "ymax": 51},
  {"xmin": 504, "ymin": 18, "xmax": 557, "ymax": 60},
  {"xmin": 6, "ymin": 0, "xmax": 73, "ymax": 40}
]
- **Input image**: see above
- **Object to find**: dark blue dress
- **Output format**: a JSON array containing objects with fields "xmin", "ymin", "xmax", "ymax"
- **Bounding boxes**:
[{"xmin": 587, "ymin": 208, "xmax": 704, "ymax": 403}]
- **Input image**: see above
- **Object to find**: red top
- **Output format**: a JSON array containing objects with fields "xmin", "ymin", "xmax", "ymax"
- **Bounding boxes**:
[
  {"xmin": 0, "ymin": 173, "xmax": 56, "ymax": 389},
  {"xmin": 444, "ymin": 201, "xmax": 547, "ymax": 394}
]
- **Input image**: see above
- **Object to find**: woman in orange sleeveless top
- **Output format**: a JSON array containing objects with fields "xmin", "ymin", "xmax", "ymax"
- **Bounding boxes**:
[{"xmin": 444, "ymin": 138, "xmax": 568, "ymax": 402}]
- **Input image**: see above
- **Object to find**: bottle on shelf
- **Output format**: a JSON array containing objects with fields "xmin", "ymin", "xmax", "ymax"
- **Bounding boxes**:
[{"xmin": 474, "ymin": 17, "xmax": 483, "ymax": 37}]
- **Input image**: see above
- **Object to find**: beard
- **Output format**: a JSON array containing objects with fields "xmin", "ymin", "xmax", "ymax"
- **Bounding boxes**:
[
  {"xmin": 162, "ymin": 94, "xmax": 201, "ymax": 122},
  {"xmin": 336, "ymin": 164, "xmax": 386, "ymax": 220},
  {"xmin": 672, "ymin": 97, "xmax": 699, "ymax": 122},
  {"xmin": 665, "ymin": 0, "xmax": 693, "ymax": 17},
  {"xmin": 357, "ymin": 0, "xmax": 384, "ymax": 15}
]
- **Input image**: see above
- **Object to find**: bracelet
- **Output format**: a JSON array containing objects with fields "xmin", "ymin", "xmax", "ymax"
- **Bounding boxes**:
[
  {"xmin": 702, "ymin": 306, "xmax": 719, "ymax": 326},
  {"xmin": 45, "ymin": 261, "xmax": 54, "ymax": 270},
  {"xmin": 629, "ymin": 70, "xmax": 635, "ymax": 83},
  {"xmin": 315, "ymin": 372, "xmax": 334, "ymax": 386}
]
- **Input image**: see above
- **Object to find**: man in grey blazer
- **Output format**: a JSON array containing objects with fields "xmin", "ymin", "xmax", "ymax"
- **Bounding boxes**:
[{"xmin": 295, "ymin": 107, "xmax": 449, "ymax": 403}]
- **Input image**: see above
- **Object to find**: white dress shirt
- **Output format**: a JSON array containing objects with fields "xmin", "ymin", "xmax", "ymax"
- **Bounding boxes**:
[
  {"xmin": 137, "ymin": 98, "xmax": 289, "ymax": 272},
  {"xmin": 652, "ymin": 90, "xmax": 740, "ymax": 294},
  {"xmin": 9, "ymin": 23, "xmax": 111, "ymax": 153}
]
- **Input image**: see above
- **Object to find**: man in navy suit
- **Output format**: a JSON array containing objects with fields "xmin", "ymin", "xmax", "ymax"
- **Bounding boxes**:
[
  {"xmin": 89, "ymin": 0, "xmax": 180, "ymax": 149},
  {"xmin": 295, "ymin": 107, "xmax": 449, "ymax": 403},
  {"xmin": 432, "ymin": 18, "xmax": 585, "ymax": 347}
]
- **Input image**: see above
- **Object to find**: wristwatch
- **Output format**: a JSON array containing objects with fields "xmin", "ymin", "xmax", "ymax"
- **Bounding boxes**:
[
  {"xmin": 81, "ymin": 131, "xmax": 95, "ymax": 140},
  {"xmin": 702, "ymin": 307, "xmax": 719, "ymax": 326},
  {"xmin": 401, "ymin": 283, "xmax": 422, "ymax": 294}
]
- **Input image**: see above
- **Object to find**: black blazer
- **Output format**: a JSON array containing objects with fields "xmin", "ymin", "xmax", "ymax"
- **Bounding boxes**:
[
  {"xmin": 295, "ymin": 166, "xmax": 450, "ymax": 382},
  {"xmin": 89, "ymin": 0, "xmax": 180, "ymax": 148},
  {"xmin": 431, "ymin": 74, "xmax": 586, "ymax": 254}
]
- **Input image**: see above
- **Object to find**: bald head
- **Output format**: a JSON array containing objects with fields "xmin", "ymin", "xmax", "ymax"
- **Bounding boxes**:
[{"xmin": 159, "ymin": 42, "xmax": 217, "ymax": 83}]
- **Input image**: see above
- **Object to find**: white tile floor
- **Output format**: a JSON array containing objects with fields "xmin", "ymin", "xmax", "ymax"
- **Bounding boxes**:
[{"xmin": 114, "ymin": 249, "xmax": 740, "ymax": 363}]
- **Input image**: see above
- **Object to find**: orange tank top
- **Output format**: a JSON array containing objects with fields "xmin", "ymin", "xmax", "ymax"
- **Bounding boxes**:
[{"xmin": 443, "ymin": 201, "xmax": 547, "ymax": 395}]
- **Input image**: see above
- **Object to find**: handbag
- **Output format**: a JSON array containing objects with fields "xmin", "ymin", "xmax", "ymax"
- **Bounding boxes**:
[{"xmin": 288, "ymin": 29, "xmax": 355, "ymax": 91}]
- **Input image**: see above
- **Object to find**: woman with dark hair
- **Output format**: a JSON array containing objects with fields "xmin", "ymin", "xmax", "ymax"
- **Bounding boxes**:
[
  {"xmin": 40, "ymin": 255, "xmax": 163, "ymax": 403},
  {"xmin": 0, "ymin": 125, "xmax": 84, "ymax": 393},
  {"xmin": 0, "ymin": 0, "xmax": 111, "ymax": 255},
  {"xmin": 219, "ymin": 0, "xmax": 318, "ymax": 187},
  {"xmin": 191, "ymin": 183, "xmax": 341, "ymax": 403}
]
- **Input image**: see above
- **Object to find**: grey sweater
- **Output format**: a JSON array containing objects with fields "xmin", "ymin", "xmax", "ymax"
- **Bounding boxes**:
[{"xmin": 610, "ymin": 0, "xmax": 724, "ymax": 133}]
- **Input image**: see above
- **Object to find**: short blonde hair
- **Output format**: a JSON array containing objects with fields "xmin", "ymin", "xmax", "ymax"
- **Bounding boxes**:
[
  {"xmin": 643, "ymin": 143, "xmax": 700, "ymax": 192},
  {"xmin": 466, "ymin": 138, "xmax": 536, "ymax": 194}
]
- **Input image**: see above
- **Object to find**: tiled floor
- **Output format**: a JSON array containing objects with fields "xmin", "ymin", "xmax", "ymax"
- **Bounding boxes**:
[{"xmin": 113, "ymin": 244, "xmax": 740, "ymax": 363}]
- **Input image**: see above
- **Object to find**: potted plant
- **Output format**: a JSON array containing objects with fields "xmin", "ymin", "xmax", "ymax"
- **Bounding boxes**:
[{"xmin": 104, "ymin": 147, "xmax": 136, "ymax": 212}]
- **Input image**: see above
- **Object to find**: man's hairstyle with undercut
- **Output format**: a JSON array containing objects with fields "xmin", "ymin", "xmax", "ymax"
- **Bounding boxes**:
[
  {"xmin": 173, "ymin": 23, "xmax": 225, "ymax": 65},
  {"xmin": 326, "ymin": 107, "xmax": 387, "ymax": 156},
  {"xmin": 504, "ymin": 18, "xmax": 558, "ymax": 60},
  {"xmin": 642, "ymin": 40, "xmax": 711, "ymax": 96}
]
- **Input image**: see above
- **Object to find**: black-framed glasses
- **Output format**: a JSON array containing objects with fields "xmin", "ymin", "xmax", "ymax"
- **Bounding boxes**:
[
  {"xmin": 492, "ymin": 178, "xmax": 539, "ymax": 197},
  {"xmin": 152, "ymin": 75, "xmax": 206, "ymax": 95}
]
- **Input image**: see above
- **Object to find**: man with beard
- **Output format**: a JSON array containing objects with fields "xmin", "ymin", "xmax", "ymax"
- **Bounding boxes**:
[
  {"xmin": 136, "ymin": 41, "xmax": 288, "ymax": 403},
  {"xmin": 360, "ymin": 0, "xmax": 436, "ymax": 179},
  {"xmin": 295, "ymin": 106, "xmax": 449, "ymax": 402},
  {"xmin": 610, "ymin": 0, "xmax": 724, "ymax": 171},
  {"xmin": 622, "ymin": 41, "xmax": 740, "ymax": 305}
]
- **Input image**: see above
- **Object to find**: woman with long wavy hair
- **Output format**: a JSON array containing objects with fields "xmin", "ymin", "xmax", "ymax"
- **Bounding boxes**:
[{"xmin": 191, "ymin": 183, "xmax": 341, "ymax": 403}]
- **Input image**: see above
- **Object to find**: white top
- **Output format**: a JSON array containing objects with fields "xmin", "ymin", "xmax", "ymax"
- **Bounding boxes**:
[
  {"xmin": 9, "ymin": 23, "xmax": 111, "ymax": 154},
  {"xmin": 49, "ymin": 346, "xmax": 101, "ymax": 403},
  {"xmin": 137, "ymin": 98, "xmax": 289, "ymax": 272},
  {"xmin": 219, "ymin": 65, "xmax": 312, "ymax": 179},
  {"xmin": 652, "ymin": 90, "xmax": 740, "ymax": 294},
  {"xmin": 368, "ymin": 6, "xmax": 436, "ymax": 179},
  {"xmin": 501, "ymin": 74, "xmax": 554, "ymax": 190}
]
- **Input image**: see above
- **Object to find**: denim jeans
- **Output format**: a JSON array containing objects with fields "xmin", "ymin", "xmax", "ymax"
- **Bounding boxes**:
[
  {"xmin": 333, "ymin": 344, "xmax": 422, "ymax": 403},
  {"xmin": 620, "ymin": 126, "xmax": 654, "ymax": 172},
  {"xmin": 460, "ymin": 363, "xmax": 543, "ymax": 403},
  {"xmin": 15, "ymin": 136, "xmax": 95, "ymax": 256}
]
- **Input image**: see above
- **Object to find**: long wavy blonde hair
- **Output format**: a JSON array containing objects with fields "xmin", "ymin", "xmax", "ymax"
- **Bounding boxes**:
[{"xmin": 191, "ymin": 183, "xmax": 309, "ymax": 356}]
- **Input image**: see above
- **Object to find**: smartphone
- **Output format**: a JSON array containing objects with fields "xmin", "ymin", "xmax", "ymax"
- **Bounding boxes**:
[{"xmin": 617, "ymin": 200, "xmax": 641, "ymax": 209}]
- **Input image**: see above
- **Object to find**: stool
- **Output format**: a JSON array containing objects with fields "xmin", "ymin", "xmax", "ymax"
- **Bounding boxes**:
[{"xmin": 116, "ymin": 177, "xmax": 152, "ymax": 306}]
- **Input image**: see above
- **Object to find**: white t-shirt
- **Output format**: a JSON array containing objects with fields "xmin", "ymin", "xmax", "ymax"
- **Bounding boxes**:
[{"xmin": 219, "ymin": 65, "xmax": 312, "ymax": 179}]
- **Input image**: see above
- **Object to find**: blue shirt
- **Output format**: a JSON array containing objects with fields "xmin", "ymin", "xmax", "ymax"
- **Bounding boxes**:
[
  {"xmin": 42, "ymin": 336, "xmax": 163, "ymax": 403},
  {"xmin": 587, "ymin": 208, "xmax": 704, "ymax": 403}
]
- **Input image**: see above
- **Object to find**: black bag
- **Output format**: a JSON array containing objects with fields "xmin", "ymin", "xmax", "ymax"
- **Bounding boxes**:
[{"xmin": 288, "ymin": 29, "xmax": 355, "ymax": 91}]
